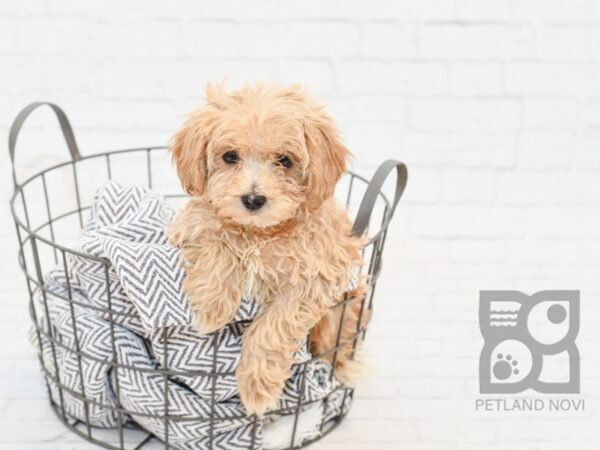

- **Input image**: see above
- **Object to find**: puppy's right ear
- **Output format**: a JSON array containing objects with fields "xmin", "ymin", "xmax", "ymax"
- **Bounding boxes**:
[
  {"xmin": 171, "ymin": 83, "xmax": 230, "ymax": 195},
  {"xmin": 170, "ymin": 106, "xmax": 218, "ymax": 196},
  {"xmin": 170, "ymin": 113, "xmax": 208, "ymax": 196}
]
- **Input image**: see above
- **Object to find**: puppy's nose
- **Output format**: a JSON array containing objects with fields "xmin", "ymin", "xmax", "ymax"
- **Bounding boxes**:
[{"xmin": 241, "ymin": 194, "xmax": 267, "ymax": 211}]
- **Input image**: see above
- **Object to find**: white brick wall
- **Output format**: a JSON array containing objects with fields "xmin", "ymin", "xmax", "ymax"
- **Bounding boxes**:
[{"xmin": 1, "ymin": 1, "xmax": 600, "ymax": 449}]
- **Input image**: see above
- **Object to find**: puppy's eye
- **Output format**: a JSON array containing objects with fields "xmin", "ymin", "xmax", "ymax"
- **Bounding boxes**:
[
  {"xmin": 277, "ymin": 154, "xmax": 293, "ymax": 168},
  {"xmin": 222, "ymin": 151, "xmax": 239, "ymax": 164}
]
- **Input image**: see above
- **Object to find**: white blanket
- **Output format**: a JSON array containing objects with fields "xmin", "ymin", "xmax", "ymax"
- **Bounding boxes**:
[{"xmin": 31, "ymin": 181, "xmax": 351, "ymax": 449}]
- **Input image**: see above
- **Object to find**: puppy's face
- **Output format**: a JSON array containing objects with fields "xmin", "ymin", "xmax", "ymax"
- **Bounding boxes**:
[
  {"xmin": 171, "ymin": 83, "xmax": 349, "ymax": 228},
  {"xmin": 201, "ymin": 113, "xmax": 308, "ymax": 228}
]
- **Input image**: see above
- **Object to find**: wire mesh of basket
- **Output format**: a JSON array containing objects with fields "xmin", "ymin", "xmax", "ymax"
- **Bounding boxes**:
[{"xmin": 8, "ymin": 103, "xmax": 407, "ymax": 450}]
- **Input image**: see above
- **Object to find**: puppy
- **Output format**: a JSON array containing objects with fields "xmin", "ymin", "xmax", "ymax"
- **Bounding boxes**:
[{"xmin": 168, "ymin": 83, "xmax": 368, "ymax": 415}]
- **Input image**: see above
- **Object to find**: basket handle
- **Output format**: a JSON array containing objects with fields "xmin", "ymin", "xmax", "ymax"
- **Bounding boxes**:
[
  {"xmin": 351, "ymin": 159, "xmax": 408, "ymax": 238},
  {"xmin": 8, "ymin": 102, "xmax": 81, "ymax": 188}
]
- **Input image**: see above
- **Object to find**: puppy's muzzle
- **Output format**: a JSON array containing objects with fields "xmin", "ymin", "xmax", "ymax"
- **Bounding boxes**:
[{"xmin": 241, "ymin": 193, "xmax": 267, "ymax": 211}]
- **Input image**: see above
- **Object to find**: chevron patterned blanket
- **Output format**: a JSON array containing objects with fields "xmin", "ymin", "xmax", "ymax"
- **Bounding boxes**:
[{"xmin": 31, "ymin": 181, "xmax": 349, "ymax": 449}]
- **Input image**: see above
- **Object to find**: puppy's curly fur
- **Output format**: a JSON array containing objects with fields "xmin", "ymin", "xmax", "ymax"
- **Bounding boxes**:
[{"xmin": 168, "ymin": 83, "xmax": 368, "ymax": 416}]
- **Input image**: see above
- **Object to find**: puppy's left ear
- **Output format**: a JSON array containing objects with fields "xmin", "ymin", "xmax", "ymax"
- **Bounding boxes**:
[{"xmin": 303, "ymin": 104, "xmax": 350, "ymax": 210}]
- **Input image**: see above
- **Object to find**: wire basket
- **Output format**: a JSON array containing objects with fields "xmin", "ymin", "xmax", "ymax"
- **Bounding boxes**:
[{"xmin": 8, "ymin": 103, "xmax": 407, "ymax": 450}]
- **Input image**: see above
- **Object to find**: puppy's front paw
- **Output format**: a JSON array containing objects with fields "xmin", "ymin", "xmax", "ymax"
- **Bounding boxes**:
[
  {"xmin": 186, "ymin": 281, "xmax": 241, "ymax": 334},
  {"xmin": 238, "ymin": 378, "xmax": 280, "ymax": 416},
  {"xmin": 236, "ymin": 353, "xmax": 287, "ymax": 416},
  {"xmin": 193, "ymin": 306, "xmax": 236, "ymax": 334}
]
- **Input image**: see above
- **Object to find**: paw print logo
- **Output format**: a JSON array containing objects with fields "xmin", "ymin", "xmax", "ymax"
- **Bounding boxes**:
[
  {"xmin": 494, "ymin": 354, "xmax": 518, "ymax": 380},
  {"xmin": 479, "ymin": 291, "xmax": 580, "ymax": 394}
]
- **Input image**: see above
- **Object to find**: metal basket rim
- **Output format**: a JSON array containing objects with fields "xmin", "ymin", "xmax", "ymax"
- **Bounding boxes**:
[{"xmin": 10, "ymin": 145, "xmax": 392, "ymax": 263}]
